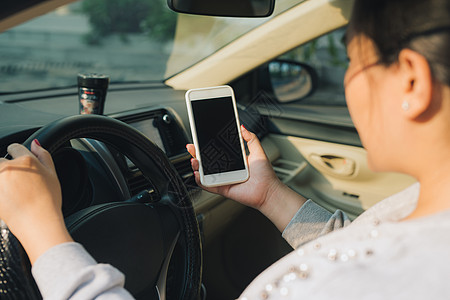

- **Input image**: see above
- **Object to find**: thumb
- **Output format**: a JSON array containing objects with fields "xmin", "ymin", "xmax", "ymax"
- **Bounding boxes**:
[
  {"xmin": 241, "ymin": 125, "xmax": 266, "ymax": 158},
  {"xmin": 30, "ymin": 139, "xmax": 56, "ymax": 171}
]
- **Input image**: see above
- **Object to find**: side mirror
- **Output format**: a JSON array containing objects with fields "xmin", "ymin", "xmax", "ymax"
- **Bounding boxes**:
[
  {"xmin": 266, "ymin": 60, "xmax": 317, "ymax": 103},
  {"xmin": 167, "ymin": 0, "xmax": 275, "ymax": 17}
]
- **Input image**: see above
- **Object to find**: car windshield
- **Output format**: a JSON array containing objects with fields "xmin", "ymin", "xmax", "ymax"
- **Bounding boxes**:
[{"xmin": 0, "ymin": 0, "xmax": 304, "ymax": 94}]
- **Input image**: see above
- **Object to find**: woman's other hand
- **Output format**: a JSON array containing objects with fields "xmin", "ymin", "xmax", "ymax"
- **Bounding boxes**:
[
  {"xmin": 187, "ymin": 126, "xmax": 307, "ymax": 231},
  {"xmin": 0, "ymin": 140, "xmax": 73, "ymax": 264}
]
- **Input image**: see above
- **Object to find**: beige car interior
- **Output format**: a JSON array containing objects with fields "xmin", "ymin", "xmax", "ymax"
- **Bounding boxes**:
[
  {"xmin": 263, "ymin": 135, "xmax": 416, "ymax": 219},
  {"xmin": 166, "ymin": 0, "xmax": 354, "ymax": 90}
]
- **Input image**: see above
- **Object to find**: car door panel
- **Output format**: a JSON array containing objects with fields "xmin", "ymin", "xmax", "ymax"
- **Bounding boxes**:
[
  {"xmin": 262, "ymin": 133, "xmax": 416, "ymax": 219},
  {"xmin": 267, "ymin": 114, "xmax": 361, "ymax": 147}
]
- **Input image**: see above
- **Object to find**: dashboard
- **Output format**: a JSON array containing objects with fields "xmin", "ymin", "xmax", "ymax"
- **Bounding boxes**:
[
  {"xmin": 0, "ymin": 84, "xmax": 269, "ymax": 244},
  {"xmin": 109, "ymin": 107, "xmax": 197, "ymax": 198},
  {"xmin": 0, "ymin": 100, "xmax": 198, "ymax": 214}
]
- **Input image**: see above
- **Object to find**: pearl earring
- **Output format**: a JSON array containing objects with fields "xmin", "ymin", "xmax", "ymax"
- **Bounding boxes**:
[{"xmin": 402, "ymin": 100, "xmax": 410, "ymax": 111}]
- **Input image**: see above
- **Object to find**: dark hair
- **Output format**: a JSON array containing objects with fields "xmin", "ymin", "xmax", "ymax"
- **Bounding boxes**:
[{"xmin": 348, "ymin": 0, "xmax": 450, "ymax": 86}]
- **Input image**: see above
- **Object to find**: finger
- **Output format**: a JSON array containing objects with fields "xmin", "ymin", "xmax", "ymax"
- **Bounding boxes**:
[
  {"xmin": 186, "ymin": 144, "xmax": 196, "ymax": 158},
  {"xmin": 193, "ymin": 171, "xmax": 201, "ymax": 186},
  {"xmin": 30, "ymin": 139, "xmax": 55, "ymax": 170},
  {"xmin": 241, "ymin": 126, "xmax": 266, "ymax": 158},
  {"xmin": 193, "ymin": 171, "xmax": 213, "ymax": 192},
  {"xmin": 191, "ymin": 158, "xmax": 199, "ymax": 172},
  {"xmin": 7, "ymin": 143, "xmax": 33, "ymax": 159},
  {"xmin": 193, "ymin": 171, "xmax": 208, "ymax": 190}
]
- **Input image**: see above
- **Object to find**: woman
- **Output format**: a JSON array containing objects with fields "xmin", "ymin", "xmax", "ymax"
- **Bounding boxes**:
[{"xmin": 1, "ymin": 0, "xmax": 450, "ymax": 298}]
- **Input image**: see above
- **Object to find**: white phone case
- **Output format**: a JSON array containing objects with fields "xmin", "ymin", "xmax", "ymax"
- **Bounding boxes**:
[{"xmin": 185, "ymin": 85, "xmax": 249, "ymax": 187}]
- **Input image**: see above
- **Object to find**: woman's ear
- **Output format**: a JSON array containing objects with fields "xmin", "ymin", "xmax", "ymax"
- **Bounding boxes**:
[{"xmin": 398, "ymin": 48, "xmax": 434, "ymax": 120}]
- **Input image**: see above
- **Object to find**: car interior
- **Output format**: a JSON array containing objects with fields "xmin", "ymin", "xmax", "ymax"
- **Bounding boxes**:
[{"xmin": 0, "ymin": 0, "xmax": 417, "ymax": 299}]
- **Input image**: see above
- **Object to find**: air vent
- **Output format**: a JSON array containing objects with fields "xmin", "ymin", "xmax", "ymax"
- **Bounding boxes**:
[
  {"xmin": 126, "ymin": 171, "xmax": 153, "ymax": 196},
  {"xmin": 126, "ymin": 158, "xmax": 197, "ymax": 196},
  {"xmin": 172, "ymin": 156, "xmax": 197, "ymax": 191}
]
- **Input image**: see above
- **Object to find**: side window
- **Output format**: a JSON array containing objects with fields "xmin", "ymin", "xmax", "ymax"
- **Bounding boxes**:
[{"xmin": 277, "ymin": 27, "xmax": 348, "ymax": 106}]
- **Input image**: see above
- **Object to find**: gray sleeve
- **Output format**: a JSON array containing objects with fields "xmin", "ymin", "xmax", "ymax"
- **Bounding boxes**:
[
  {"xmin": 32, "ymin": 242, "xmax": 134, "ymax": 300},
  {"xmin": 282, "ymin": 199, "xmax": 351, "ymax": 249}
]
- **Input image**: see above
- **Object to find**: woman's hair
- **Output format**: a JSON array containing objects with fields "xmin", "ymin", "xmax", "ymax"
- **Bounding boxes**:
[{"xmin": 348, "ymin": 0, "xmax": 450, "ymax": 85}]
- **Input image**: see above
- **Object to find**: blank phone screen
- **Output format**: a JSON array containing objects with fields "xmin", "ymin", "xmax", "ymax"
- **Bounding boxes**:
[{"xmin": 191, "ymin": 96, "xmax": 245, "ymax": 175}]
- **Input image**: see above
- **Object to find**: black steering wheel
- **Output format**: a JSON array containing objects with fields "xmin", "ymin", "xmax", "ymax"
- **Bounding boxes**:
[{"xmin": 0, "ymin": 114, "xmax": 202, "ymax": 300}]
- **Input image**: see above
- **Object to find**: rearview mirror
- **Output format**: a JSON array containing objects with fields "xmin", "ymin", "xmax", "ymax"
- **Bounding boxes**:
[
  {"xmin": 267, "ymin": 60, "xmax": 317, "ymax": 102},
  {"xmin": 167, "ymin": 0, "xmax": 275, "ymax": 17}
]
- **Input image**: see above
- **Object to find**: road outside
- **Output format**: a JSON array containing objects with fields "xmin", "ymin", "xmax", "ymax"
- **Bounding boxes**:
[{"xmin": 0, "ymin": 4, "xmax": 173, "ymax": 93}]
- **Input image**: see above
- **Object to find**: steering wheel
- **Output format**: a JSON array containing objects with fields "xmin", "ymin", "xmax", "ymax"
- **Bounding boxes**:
[{"xmin": 0, "ymin": 114, "xmax": 202, "ymax": 300}]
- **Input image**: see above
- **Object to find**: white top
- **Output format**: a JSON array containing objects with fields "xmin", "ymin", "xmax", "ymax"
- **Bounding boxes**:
[
  {"xmin": 240, "ymin": 183, "xmax": 450, "ymax": 299},
  {"xmin": 31, "ymin": 183, "xmax": 450, "ymax": 300},
  {"xmin": 32, "ymin": 242, "xmax": 133, "ymax": 299}
]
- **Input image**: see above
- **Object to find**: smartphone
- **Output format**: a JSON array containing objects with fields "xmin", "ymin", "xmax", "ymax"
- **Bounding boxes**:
[{"xmin": 185, "ymin": 85, "xmax": 249, "ymax": 187}]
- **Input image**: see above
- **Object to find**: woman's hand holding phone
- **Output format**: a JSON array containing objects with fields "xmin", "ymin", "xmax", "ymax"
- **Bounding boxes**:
[
  {"xmin": 187, "ymin": 126, "xmax": 308, "ymax": 231},
  {"xmin": 188, "ymin": 125, "xmax": 277, "ymax": 208}
]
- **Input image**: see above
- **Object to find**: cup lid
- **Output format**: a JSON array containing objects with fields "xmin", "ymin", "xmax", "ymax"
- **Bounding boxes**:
[{"xmin": 78, "ymin": 73, "xmax": 110, "ymax": 88}]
